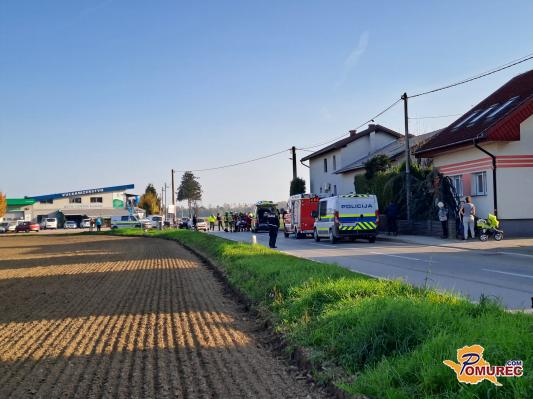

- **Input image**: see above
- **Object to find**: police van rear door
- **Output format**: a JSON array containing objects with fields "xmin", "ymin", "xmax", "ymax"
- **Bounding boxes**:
[{"xmin": 338, "ymin": 194, "xmax": 377, "ymax": 232}]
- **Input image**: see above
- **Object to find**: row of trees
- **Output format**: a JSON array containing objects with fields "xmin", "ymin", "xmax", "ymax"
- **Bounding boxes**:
[{"xmin": 0, "ymin": 192, "xmax": 6, "ymax": 219}]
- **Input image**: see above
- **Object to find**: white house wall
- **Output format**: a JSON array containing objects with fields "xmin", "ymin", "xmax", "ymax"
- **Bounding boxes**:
[
  {"xmin": 308, "ymin": 131, "xmax": 398, "ymax": 196},
  {"xmin": 433, "ymin": 115, "xmax": 533, "ymax": 220}
]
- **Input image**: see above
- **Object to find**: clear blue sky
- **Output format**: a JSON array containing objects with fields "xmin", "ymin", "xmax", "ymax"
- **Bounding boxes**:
[{"xmin": 1, "ymin": 1, "xmax": 532, "ymax": 206}]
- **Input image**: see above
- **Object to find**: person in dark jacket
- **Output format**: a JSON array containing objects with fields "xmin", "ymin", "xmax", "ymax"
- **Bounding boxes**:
[
  {"xmin": 385, "ymin": 201, "xmax": 398, "ymax": 236},
  {"xmin": 266, "ymin": 212, "xmax": 280, "ymax": 248},
  {"xmin": 192, "ymin": 214, "xmax": 197, "ymax": 230}
]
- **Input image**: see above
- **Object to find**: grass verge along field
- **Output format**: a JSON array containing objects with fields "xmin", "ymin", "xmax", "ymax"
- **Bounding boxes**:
[{"xmin": 109, "ymin": 229, "xmax": 533, "ymax": 398}]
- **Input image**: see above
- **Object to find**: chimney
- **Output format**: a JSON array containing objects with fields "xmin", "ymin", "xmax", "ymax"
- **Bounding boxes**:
[
  {"xmin": 368, "ymin": 123, "xmax": 376, "ymax": 130},
  {"xmin": 349, "ymin": 129, "xmax": 357, "ymax": 137}
]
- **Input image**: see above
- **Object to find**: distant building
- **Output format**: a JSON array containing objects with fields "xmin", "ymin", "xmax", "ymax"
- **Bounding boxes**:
[
  {"xmin": 301, "ymin": 124, "xmax": 402, "ymax": 195},
  {"xmin": 416, "ymin": 70, "xmax": 533, "ymax": 236},
  {"xmin": 2, "ymin": 184, "xmax": 143, "ymax": 226}
]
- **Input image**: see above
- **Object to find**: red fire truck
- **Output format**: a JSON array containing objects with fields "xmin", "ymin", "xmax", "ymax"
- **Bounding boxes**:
[{"xmin": 283, "ymin": 194, "xmax": 322, "ymax": 238}]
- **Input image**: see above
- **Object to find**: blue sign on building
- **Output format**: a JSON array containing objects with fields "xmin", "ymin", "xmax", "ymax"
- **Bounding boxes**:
[{"xmin": 29, "ymin": 184, "xmax": 135, "ymax": 201}]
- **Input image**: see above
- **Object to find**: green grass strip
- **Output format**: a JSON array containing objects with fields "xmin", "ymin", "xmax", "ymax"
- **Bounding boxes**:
[{"xmin": 107, "ymin": 229, "xmax": 533, "ymax": 398}]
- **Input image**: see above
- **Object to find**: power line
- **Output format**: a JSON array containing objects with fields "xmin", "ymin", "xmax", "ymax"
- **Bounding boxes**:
[
  {"xmin": 409, "ymin": 113, "xmax": 462, "ymax": 120},
  {"xmin": 299, "ymin": 97, "xmax": 402, "ymax": 150},
  {"xmin": 409, "ymin": 52, "xmax": 533, "ymax": 98},
  {"xmin": 174, "ymin": 148, "xmax": 290, "ymax": 173}
]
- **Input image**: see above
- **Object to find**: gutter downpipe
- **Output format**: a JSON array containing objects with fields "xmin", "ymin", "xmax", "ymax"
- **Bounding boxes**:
[{"xmin": 473, "ymin": 136, "xmax": 497, "ymax": 217}]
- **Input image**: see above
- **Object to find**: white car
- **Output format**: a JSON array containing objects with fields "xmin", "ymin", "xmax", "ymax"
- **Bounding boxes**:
[
  {"xmin": 64, "ymin": 220, "xmax": 78, "ymax": 229},
  {"xmin": 80, "ymin": 218, "xmax": 91, "ymax": 228},
  {"xmin": 42, "ymin": 218, "xmax": 58, "ymax": 229},
  {"xmin": 147, "ymin": 215, "xmax": 164, "ymax": 228},
  {"xmin": 189, "ymin": 218, "xmax": 208, "ymax": 231},
  {"xmin": 7, "ymin": 222, "xmax": 18, "ymax": 232}
]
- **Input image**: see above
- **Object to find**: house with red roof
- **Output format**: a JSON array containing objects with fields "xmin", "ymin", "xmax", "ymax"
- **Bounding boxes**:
[{"xmin": 416, "ymin": 69, "xmax": 533, "ymax": 236}]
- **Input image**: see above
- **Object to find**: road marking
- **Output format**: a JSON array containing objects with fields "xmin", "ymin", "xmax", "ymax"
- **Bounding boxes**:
[
  {"xmin": 497, "ymin": 251, "xmax": 533, "ymax": 259},
  {"xmin": 483, "ymin": 269, "xmax": 533, "ymax": 279},
  {"xmin": 314, "ymin": 243, "xmax": 337, "ymax": 248},
  {"xmin": 370, "ymin": 251, "xmax": 422, "ymax": 261}
]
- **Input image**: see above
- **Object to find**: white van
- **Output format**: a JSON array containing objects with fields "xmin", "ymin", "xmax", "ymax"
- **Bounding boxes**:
[
  {"xmin": 313, "ymin": 194, "xmax": 379, "ymax": 243},
  {"xmin": 111, "ymin": 215, "xmax": 142, "ymax": 229}
]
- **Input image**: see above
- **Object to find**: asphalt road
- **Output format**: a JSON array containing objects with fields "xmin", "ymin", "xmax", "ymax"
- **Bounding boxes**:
[{"xmin": 209, "ymin": 230, "xmax": 533, "ymax": 310}]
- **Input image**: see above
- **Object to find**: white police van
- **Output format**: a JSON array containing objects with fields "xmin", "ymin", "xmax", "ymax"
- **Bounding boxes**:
[
  {"xmin": 111, "ymin": 215, "xmax": 142, "ymax": 229},
  {"xmin": 313, "ymin": 194, "xmax": 379, "ymax": 243}
]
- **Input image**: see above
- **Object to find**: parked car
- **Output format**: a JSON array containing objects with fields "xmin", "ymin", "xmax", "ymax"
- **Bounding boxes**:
[
  {"xmin": 147, "ymin": 215, "xmax": 164, "ymax": 229},
  {"xmin": 179, "ymin": 218, "xmax": 190, "ymax": 229},
  {"xmin": 64, "ymin": 220, "xmax": 78, "ymax": 229},
  {"xmin": 7, "ymin": 222, "xmax": 18, "ymax": 232},
  {"xmin": 15, "ymin": 221, "xmax": 40, "ymax": 233},
  {"xmin": 80, "ymin": 218, "xmax": 91, "ymax": 228},
  {"xmin": 313, "ymin": 194, "xmax": 380, "ymax": 243},
  {"xmin": 42, "ymin": 218, "xmax": 58, "ymax": 229},
  {"xmin": 189, "ymin": 218, "xmax": 208, "ymax": 231},
  {"xmin": 139, "ymin": 218, "xmax": 154, "ymax": 229},
  {"xmin": 0, "ymin": 222, "xmax": 9, "ymax": 233}
]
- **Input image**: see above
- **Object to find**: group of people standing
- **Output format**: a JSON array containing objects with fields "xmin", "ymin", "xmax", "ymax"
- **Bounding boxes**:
[
  {"xmin": 385, "ymin": 196, "xmax": 477, "ymax": 240},
  {"xmin": 89, "ymin": 217, "xmax": 102, "ymax": 232},
  {"xmin": 206, "ymin": 212, "xmax": 253, "ymax": 232}
]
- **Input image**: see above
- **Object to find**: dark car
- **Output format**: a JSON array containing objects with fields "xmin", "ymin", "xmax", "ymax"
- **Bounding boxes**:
[
  {"xmin": 15, "ymin": 221, "xmax": 40, "ymax": 233},
  {"xmin": 179, "ymin": 218, "xmax": 190, "ymax": 229}
]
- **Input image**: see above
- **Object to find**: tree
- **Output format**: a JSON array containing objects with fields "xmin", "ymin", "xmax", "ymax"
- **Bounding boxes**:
[
  {"xmin": 289, "ymin": 177, "xmax": 306, "ymax": 196},
  {"xmin": 138, "ymin": 184, "xmax": 160, "ymax": 215},
  {"xmin": 0, "ymin": 192, "xmax": 6, "ymax": 219},
  {"xmin": 364, "ymin": 154, "xmax": 391, "ymax": 179},
  {"xmin": 177, "ymin": 171, "xmax": 202, "ymax": 217}
]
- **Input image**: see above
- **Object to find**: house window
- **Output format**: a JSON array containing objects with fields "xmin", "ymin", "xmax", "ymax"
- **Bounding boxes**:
[
  {"xmin": 323, "ymin": 158, "xmax": 328, "ymax": 173},
  {"xmin": 39, "ymin": 199, "xmax": 53, "ymax": 204},
  {"xmin": 333, "ymin": 155, "xmax": 337, "ymax": 171},
  {"xmin": 90, "ymin": 197, "xmax": 103, "ymax": 203},
  {"xmin": 472, "ymin": 172, "xmax": 487, "ymax": 196},
  {"xmin": 333, "ymin": 184, "xmax": 337, "ymax": 195},
  {"xmin": 450, "ymin": 175, "xmax": 463, "ymax": 197},
  {"xmin": 69, "ymin": 197, "xmax": 82, "ymax": 204}
]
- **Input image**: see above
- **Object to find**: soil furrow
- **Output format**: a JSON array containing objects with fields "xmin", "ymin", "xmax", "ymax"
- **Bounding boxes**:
[{"xmin": 0, "ymin": 234, "xmax": 323, "ymax": 399}]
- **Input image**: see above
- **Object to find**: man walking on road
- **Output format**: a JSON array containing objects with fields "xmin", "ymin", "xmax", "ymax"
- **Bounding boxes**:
[{"xmin": 266, "ymin": 212, "xmax": 280, "ymax": 248}]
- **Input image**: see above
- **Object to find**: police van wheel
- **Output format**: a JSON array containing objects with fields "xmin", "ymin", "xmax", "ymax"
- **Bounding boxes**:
[
  {"xmin": 314, "ymin": 229, "xmax": 321, "ymax": 242},
  {"xmin": 494, "ymin": 232, "xmax": 503, "ymax": 241},
  {"xmin": 479, "ymin": 234, "xmax": 489, "ymax": 242},
  {"xmin": 329, "ymin": 230, "xmax": 337, "ymax": 244},
  {"xmin": 368, "ymin": 236, "xmax": 376, "ymax": 243}
]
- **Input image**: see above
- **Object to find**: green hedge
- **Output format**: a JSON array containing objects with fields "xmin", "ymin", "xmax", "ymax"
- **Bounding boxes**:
[{"xmin": 108, "ymin": 229, "xmax": 533, "ymax": 398}]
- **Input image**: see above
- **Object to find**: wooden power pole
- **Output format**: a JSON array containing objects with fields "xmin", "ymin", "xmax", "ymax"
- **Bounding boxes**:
[
  {"xmin": 402, "ymin": 93, "xmax": 411, "ymax": 225},
  {"xmin": 171, "ymin": 169, "xmax": 176, "ymax": 225},
  {"xmin": 291, "ymin": 146, "xmax": 297, "ymax": 181}
]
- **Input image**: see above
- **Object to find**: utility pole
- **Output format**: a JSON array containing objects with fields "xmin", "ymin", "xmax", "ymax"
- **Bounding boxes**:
[
  {"xmin": 402, "ymin": 93, "xmax": 411, "ymax": 226},
  {"xmin": 171, "ymin": 169, "xmax": 176, "ymax": 226},
  {"xmin": 291, "ymin": 146, "xmax": 297, "ymax": 181}
]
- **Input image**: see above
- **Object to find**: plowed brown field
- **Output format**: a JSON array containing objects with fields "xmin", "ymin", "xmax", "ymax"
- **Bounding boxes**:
[{"xmin": 0, "ymin": 235, "xmax": 322, "ymax": 398}]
